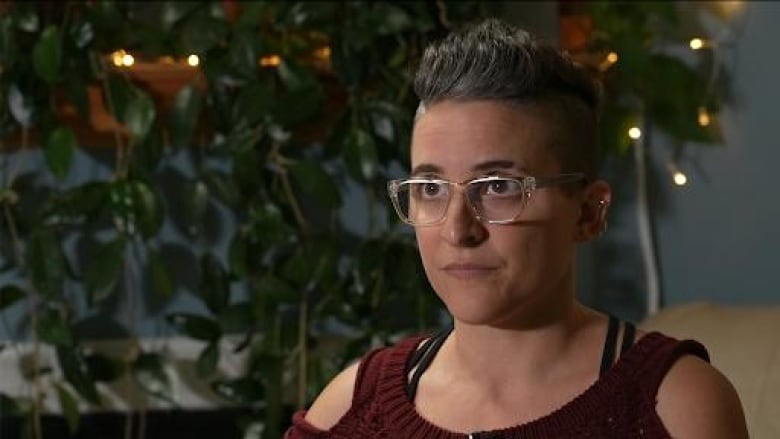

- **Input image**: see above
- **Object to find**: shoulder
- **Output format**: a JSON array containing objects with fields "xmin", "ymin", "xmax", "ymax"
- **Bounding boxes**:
[
  {"xmin": 303, "ymin": 361, "xmax": 361, "ymax": 431},
  {"xmin": 656, "ymin": 354, "xmax": 749, "ymax": 439},
  {"xmin": 303, "ymin": 335, "xmax": 427, "ymax": 431}
]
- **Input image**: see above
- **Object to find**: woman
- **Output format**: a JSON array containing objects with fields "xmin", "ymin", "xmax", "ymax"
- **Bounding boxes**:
[{"xmin": 285, "ymin": 18, "xmax": 748, "ymax": 438}]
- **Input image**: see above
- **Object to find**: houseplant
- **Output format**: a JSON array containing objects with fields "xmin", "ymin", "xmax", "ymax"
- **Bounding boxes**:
[{"xmin": 0, "ymin": 2, "xmax": 726, "ymax": 438}]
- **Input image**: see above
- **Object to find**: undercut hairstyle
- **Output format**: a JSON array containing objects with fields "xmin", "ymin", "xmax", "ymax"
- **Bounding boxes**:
[{"xmin": 414, "ymin": 18, "xmax": 602, "ymax": 180}]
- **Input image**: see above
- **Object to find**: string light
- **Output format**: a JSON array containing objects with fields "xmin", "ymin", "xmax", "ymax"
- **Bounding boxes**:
[
  {"xmin": 628, "ymin": 126, "xmax": 642, "ymax": 140},
  {"xmin": 698, "ymin": 106, "xmax": 711, "ymax": 127},
  {"xmin": 666, "ymin": 161, "xmax": 689, "ymax": 187},
  {"xmin": 259, "ymin": 55, "xmax": 281, "ymax": 67},
  {"xmin": 111, "ymin": 50, "xmax": 135, "ymax": 67},
  {"xmin": 606, "ymin": 52, "xmax": 619, "ymax": 64},
  {"xmin": 689, "ymin": 38, "xmax": 705, "ymax": 50},
  {"xmin": 314, "ymin": 46, "xmax": 331, "ymax": 60},
  {"xmin": 112, "ymin": 50, "xmax": 125, "ymax": 67},
  {"xmin": 673, "ymin": 171, "xmax": 688, "ymax": 186},
  {"xmin": 187, "ymin": 54, "xmax": 200, "ymax": 67}
]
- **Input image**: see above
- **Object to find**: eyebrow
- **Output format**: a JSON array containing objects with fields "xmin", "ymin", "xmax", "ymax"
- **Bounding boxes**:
[{"xmin": 411, "ymin": 160, "xmax": 521, "ymax": 176}]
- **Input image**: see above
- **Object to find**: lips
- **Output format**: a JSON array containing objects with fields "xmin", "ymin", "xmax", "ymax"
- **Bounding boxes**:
[{"xmin": 441, "ymin": 262, "xmax": 498, "ymax": 279}]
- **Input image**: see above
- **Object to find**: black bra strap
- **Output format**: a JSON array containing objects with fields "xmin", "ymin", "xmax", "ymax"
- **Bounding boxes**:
[
  {"xmin": 599, "ymin": 315, "xmax": 620, "ymax": 377},
  {"xmin": 405, "ymin": 334, "xmax": 438, "ymax": 375},
  {"xmin": 406, "ymin": 328, "xmax": 451, "ymax": 399},
  {"xmin": 620, "ymin": 321, "xmax": 636, "ymax": 357}
]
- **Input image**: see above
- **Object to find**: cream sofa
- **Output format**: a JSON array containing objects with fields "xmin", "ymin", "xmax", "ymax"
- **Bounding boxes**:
[{"xmin": 641, "ymin": 302, "xmax": 780, "ymax": 439}]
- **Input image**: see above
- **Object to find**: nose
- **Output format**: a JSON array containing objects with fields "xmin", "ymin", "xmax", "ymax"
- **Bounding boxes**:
[{"xmin": 439, "ymin": 190, "xmax": 488, "ymax": 246}]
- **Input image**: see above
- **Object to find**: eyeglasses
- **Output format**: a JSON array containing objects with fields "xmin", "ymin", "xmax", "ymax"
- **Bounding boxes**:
[{"xmin": 386, "ymin": 173, "xmax": 586, "ymax": 226}]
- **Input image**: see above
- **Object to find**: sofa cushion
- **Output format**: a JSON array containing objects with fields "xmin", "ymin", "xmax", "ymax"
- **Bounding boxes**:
[{"xmin": 641, "ymin": 302, "xmax": 780, "ymax": 439}]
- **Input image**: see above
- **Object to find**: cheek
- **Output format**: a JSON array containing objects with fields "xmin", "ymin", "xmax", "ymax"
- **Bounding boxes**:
[{"xmin": 414, "ymin": 228, "xmax": 437, "ymax": 263}]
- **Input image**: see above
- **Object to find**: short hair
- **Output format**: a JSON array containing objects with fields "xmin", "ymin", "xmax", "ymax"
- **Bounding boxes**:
[{"xmin": 413, "ymin": 18, "xmax": 602, "ymax": 179}]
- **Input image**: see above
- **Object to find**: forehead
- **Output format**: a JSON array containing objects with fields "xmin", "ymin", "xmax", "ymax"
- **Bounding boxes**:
[{"xmin": 410, "ymin": 100, "xmax": 559, "ymax": 176}]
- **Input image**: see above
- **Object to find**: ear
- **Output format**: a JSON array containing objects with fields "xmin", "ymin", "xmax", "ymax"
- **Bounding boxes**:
[{"xmin": 576, "ymin": 179, "xmax": 612, "ymax": 242}]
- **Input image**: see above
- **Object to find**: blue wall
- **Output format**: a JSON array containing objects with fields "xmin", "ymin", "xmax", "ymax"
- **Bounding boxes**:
[{"xmin": 651, "ymin": 2, "xmax": 780, "ymax": 305}]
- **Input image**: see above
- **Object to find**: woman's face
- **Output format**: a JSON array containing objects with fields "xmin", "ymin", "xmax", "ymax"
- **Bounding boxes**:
[{"xmin": 410, "ymin": 100, "xmax": 589, "ymax": 327}]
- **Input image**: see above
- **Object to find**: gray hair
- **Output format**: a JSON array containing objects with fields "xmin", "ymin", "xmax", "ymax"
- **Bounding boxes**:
[{"xmin": 413, "ymin": 18, "xmax": 602, "ymax": 178}]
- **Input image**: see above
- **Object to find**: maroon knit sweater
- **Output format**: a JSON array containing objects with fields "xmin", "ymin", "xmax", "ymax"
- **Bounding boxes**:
[{"xmin": 285, "ymin": 332, "xmax": 708, "ymax": 438}]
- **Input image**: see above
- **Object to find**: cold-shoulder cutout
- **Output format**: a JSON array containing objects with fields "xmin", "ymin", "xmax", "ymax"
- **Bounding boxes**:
[{"xmin": 303, "ymin": 361, "xmax": 360, "ymax": 431}]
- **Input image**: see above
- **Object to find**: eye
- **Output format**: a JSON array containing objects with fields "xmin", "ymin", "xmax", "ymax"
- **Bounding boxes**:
[
  {"xmin": 420, "ymin": 181, "xmax": 447, "ymax": 199},
  {"xmin": 481, "ymin": 178, "xmax": 522, "ymax": 196}
]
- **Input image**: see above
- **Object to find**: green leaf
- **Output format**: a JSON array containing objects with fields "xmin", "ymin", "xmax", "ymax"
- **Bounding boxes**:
[
  {"xmin": 199, "ymin": 253, "xmax": 230, "ymax": 314},
  {"xmin": 32, "ymin": 25, "xmax": 62, "ymax": 84},
  {"xmin": 85, "ymin": 352, "xmax": 125, "ymax": 382},
  {"xmin": 128, "ymin": 180, "xmax": 164, "ymax": 239},
  {"xmin": 248, "ymin": 202, "xmax": 296, "ymax": 248},
  {"xmin": 229, "ymin": 29, "xmax": 262, "ymax": 79},
  {"xmin": 277, "ymin": 59, "xmax": 316, "ymax": 92},
  {"xmin": 68, "ymin": 19, "xmax": 94, "ymax": 48},
  {"xmin": 0, "ymin": 393, "xmax": 20, "ymax": 416},
  {"xmin": 56, "ymin": 347, "xmax": 100, "ymax": 404},
  {"xmin": 344, "ymin": 128, "xmax": 378, "ymax": 181},
  {"xmin": 211, "ymin": 377, "xmax": 264, "ymax": 404},
  {"xmin": 202, "ymin": 170, "xmax": 239, "ymax": 207},
  {"xmin": 64, "ymin": 74, "xmax": 91, "ymax": 120},
  {"xmin": 227, "ymin": 231, "xmax": 248, "ymax": 278},
  {"xmin": 54, "ymin": 383, "xmax": 80, "ymax": 434},
  {"xmin": 133, "ymin": 352, "xmax": 174, "ymax": 404},
  {"xmin": 72, "ymin": 315, "xmax": 130, "ymax": 340},
  {"xmin": 235, "ymin": 82, "xmax": 273, "ymax": 126},
  {"xmin": 196, "ymin": 341, "xmax": 219, "ymax": 377},
  {"xmin": 184, "ymin": 180, "xmax": 210, "ymax": 236},
  {"xmin": 148, "ymin": 248, "xmax": 174, "ymax": 298},
  {"xmin": 170, "ymin": 85, "xmax": 202, "ymax": 148},
  {"xmin": 0, "ymin": 285, "xmax": 26, "ymax": 310},
  {"xmin": 84, "ymin": 238, "xmax": 125, "ymax": 303},
  {"xmin": 167, "ymin": 313, "xmax": 221, "ymax": 341},
  {"xmin": 104, "ymin": 73, "xmax": 132, "ymax": 122},
  {"xmin": 44, "ymin": 182, "xmax": 111, "ymax": 226},
  {"xmin": 37, "ymin": 309, "xmax": 73, "ymax": 346},
  {"xmin": 375, "ymin": 4, "xmax": 413, "ymax": 35},
  {"xmin": 254, "ymin": 274, "xmax": 298, "ymax": 307},
  {"xmin": 287, "ymin": 161, "xmax": 342, "ymax": 209},
  {"xmin": 45, "ymin": 126, "xmax": 76, "ymax": 180},
  {"xmin": 272, "ymin": 86, "xmax": 323, "ymax": 127},
  {"xmin": 160, "ymin": 2, "xmax": 199, "ymax": 31},
  {"xmin": 218, "ymin": 302, "xmax": 253, "ymax": 334},
  {"xmin": 181, "ymin": 14, "xmax": 228, "ymax": 54},
  {"xmin": 124, "ymin": 89, "xmax": 156, "ymax": 142},
  {"xmin": 27, "ymin": 229, "xmax": 66, "ymax": 300}
]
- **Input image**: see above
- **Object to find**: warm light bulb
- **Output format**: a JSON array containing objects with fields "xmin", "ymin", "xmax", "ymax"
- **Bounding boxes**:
[
  {"xmin": 122, "ymin": 53, "xmax": 135, "ymax": 67},
  {"xmin": 628, "ymin": 126, "xmax": 642, "ymax": 140},
  {"xmin": 259, "ymin": 55, "xmax": 281, "ymax": 67},
  {"xmin": 606, "ymin": 52, "xmax": 619, "ymax": 64},
  {"xmin": 315, "ymin": 46, "xmax": 332, "ymax": 60},
  {"xmin": 698, "ymin": 107, "xmax": 711, "ymax": 127},
  {"xmin": 112, "ymin": 50, "xmax": 124, "ymax": 67},
  {"xmin": 673, "ymin": 171, "xmax": 688, "ymax": 186},
  {"xmin": 689, "ymin": 38, "xmax": 704, "ymax": 50},
  {"xmin": 187, "ymin": 54, "xmax": 200, "ymax": 67}
]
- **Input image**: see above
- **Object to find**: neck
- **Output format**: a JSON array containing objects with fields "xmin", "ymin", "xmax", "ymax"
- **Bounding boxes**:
[{"xmin": 443, "ymin": 301, "xmax": 599, "ymax": 387}]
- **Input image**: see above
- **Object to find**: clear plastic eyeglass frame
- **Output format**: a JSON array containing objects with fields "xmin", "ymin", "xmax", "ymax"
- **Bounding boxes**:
[{"xmin": 386, "ymin": 173, "xmax": 586, "ymax": 226}]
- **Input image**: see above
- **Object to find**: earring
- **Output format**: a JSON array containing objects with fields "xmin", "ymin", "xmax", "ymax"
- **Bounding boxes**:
[{"xmin": 598, "ymin": 200, "xmax": 609, "ymax": 235}]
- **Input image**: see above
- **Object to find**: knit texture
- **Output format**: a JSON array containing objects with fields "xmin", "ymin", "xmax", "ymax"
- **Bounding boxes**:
[{"xmin": 285, "ymin": 332, "xmax": 708, "ymax": 438}]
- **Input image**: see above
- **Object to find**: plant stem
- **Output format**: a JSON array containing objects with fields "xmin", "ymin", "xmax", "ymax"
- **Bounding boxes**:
[
  {"xmin": 297, "ymin": 296, "xmax": 308, "ymax": 408},
  {"xmin": 2, "ymin": 127, "xmax": 44, "ymax": 439}
]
